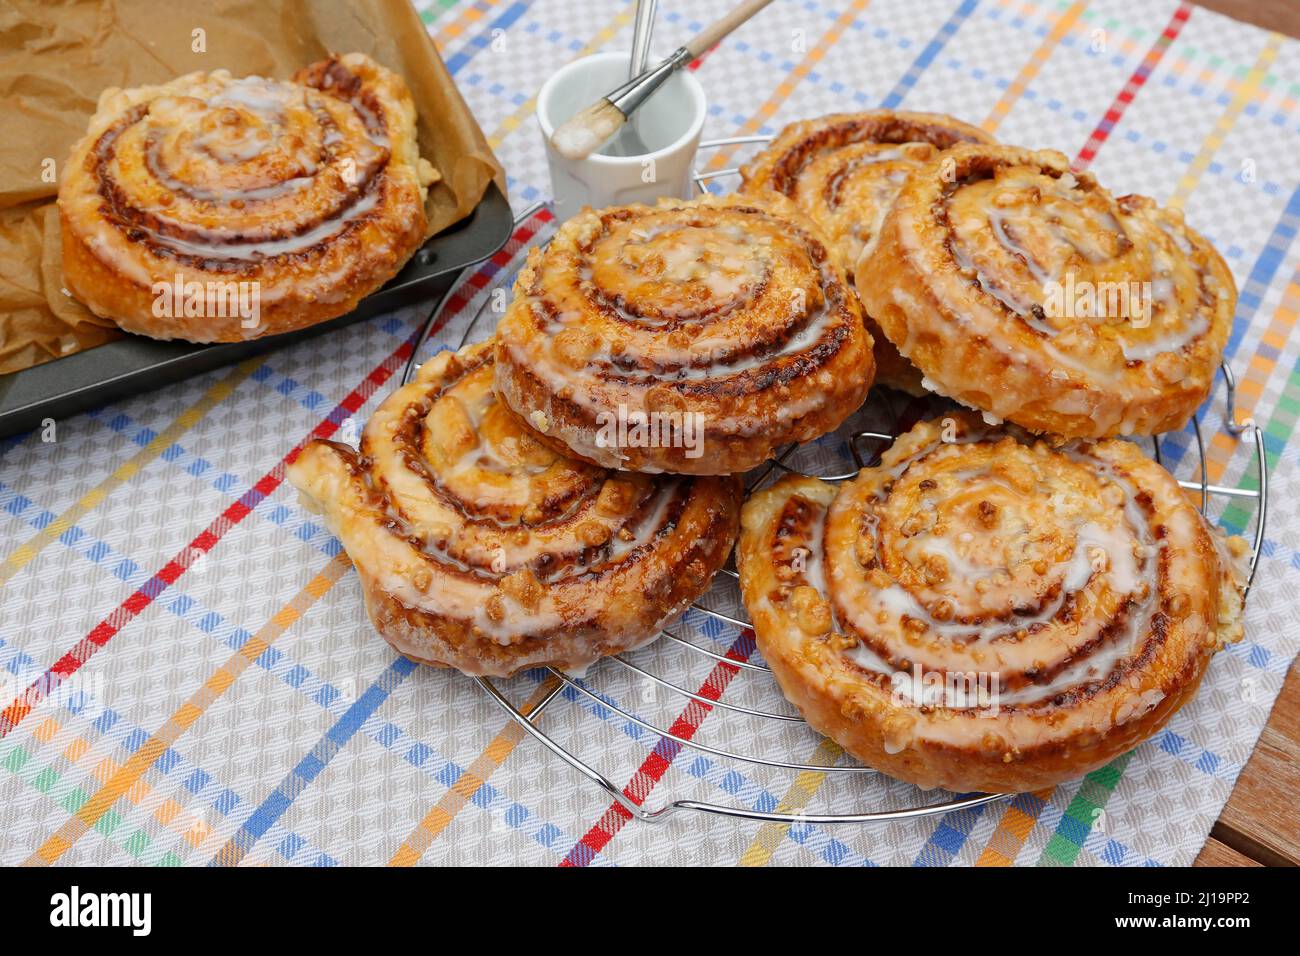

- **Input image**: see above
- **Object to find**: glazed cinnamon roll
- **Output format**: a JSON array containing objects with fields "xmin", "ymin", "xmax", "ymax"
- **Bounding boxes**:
[
  {"xmin": 58, "ymin": 53, "xmax": 439, "ymax": 342},
  {"xmin": 737, "ymin": 413, "xmax": 1246, "ymax": 793},
  {"xmin": 493, "ymin": 195, "xmax": 875, "ymax": 475},
  {"xmin": 288, "ymin": 341, "xmax": 741, "ymax": 677},
  {"xmin": 740, "ymin": 111, "xmax": 993, "ymax": 395},
  {"xmin": 856, "ymin": 144, "xmax": 1235, "ymax": 437}
]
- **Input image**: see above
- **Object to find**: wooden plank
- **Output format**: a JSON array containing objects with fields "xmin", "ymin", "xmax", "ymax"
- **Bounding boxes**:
[
  {"xmin": 1195, "ymin": 837, "xmax": 1262, "ymax": 867},
  {"xmin": 1210, "ymin": 662, "xmax": 1300, "ymax": 866},
  {"xmin": 1194, "ymin": 0, "xmax": 1300, "ymax": 36},
  {"xmin": 1190, "ymin": 0, "xmax": 1300, "ymax": 871},
  {"xmin": 1172, "ymin": 2, "xmax": 1300, "ymax": 870}
]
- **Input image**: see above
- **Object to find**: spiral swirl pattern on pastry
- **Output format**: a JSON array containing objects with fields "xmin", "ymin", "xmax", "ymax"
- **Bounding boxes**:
[
  {"xmin": 741, "ymin": 111, "xmax": 993, "ymax": 395},
  {"xmin": 288, "ymin": 341, "xmax": 742, "ymax": 677},
  {"xmin": 856, "ymin": 144, "xmax": 1236, "ymax": 437},
  {"xmin": 58, "ymin": 53, "xmax": 438, "ymax": 342},
  {"xmin": 493, "ymin": 195, "xmax": 875, "ymax": 475},
  {"xmin": 737, "ymin": 413, "xmax": 1245, "ymax": 792}
]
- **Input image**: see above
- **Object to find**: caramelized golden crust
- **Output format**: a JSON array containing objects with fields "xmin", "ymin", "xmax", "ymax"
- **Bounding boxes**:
[
  {"xmin": 856, "ymin": 144, "xmax": 1236, "ymax": 437},
  {"xmin": 736, "ymin": 413, "xmax": 1246, "ymax": 792},
  {"xmin": 741, "ymin": 111, "xmax": 994, "ymax": 395},
  {"xmin": 287, "ymin": 340, "xmax": 742, "ymax": 677},
  {"xmin": 492, "ymin": 194, "xmax": 875, "ymax": 474},
  {"xmin": 58, "ymin": 53, "xmax": 439, "ymax": 343}
]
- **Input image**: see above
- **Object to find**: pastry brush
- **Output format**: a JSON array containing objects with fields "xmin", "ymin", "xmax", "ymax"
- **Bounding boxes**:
[{"xmin": 550, "ymin": 0, "xmax": 774, "ymax": 161}]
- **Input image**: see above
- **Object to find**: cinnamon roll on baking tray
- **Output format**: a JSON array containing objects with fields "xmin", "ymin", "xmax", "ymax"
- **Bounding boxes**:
[
  {"xmin": 58, "ymin": 53, "xmax": 440, "ymax": 342},
  {"xmin": 287, "ymin": 341, "xmax": 741, "ymax": 678},
  {"xmin": 856, "ymin": 144, "xmax": 1236, "ymax": 437},
  {"xmin": 737, "ymin": 413, "xmax": 1246, "ymax": 793},
  {"xmin": 493, "ymin": 194, "xmax": 875, "ymax": 475},
  {"xmin": 741, "ymin": 111, "xmax": 993, "ymax": 395}
]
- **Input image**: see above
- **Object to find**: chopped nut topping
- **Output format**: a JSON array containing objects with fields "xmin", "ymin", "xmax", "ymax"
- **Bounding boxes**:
[
  {"xmin": 501, "ymin": 568, "xmax": 543, "ymax": 612},
  {"xmin": 993, "ymin": 462, "xmax": 1035, "ymax": 494},
  {"xmin": 645, "ymin": 383, "xmax": 687, "ymax": 415},
  {"xmin": 900, "ymin": 514, "xmax": 926, "ymax": 537},
  {"xmin": 825, "ymin": 631, "xmax": 859, "ymax": 652},
  {"xmin": 577, "ymin": 521, "xmax": 611, "ymax": 547},
  {"xmin": 1151, "ymin": 352, "xmax": 1189, "ymax": 386},
  {"xmin": 411, "ymin": 566, "xmax": 432, "ymax": 592},
  {"xmin": 596, "ymin": 479, "xmax": 637, "ymax": 517},
  {"xmin": 791, "ymin": 585, "xmax": 832, "ymax": 635},
  {"xmin": 553, "ymin": 328, "xmax": 602, "ymax": 369},
  {"xmin": 854, "ymin": 534, "xmax": 876, "ymax": 569},
  {"xmin": 923, "ymin": 553, "xmax": 949, "ymax": 585},
  {"xmin": 429, "ymin": 397, "xmax": 478, "ymax": 459}
]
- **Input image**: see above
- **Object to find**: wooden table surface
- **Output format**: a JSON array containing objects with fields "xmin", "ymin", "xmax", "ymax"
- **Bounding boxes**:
[
  {"xmin": 1194, "ymin": 665, "xmax": 1300, "ymax": 866},
  {"xmin": 1182, "ymin": 0, "xmax": 1300, "ymax": 868},
  {"xmin": 1195, "ymin": 0, "xmax": 1300, "ymax": 37}
]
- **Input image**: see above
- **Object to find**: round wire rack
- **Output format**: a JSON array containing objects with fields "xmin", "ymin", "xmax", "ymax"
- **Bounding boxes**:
[{"xmin": 398, "ymin": 137, "xmax": 1269, "ymax": 825}]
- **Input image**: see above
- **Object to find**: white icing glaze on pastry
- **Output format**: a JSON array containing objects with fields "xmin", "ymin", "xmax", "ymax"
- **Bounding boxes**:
[
  {"xmin": 58, "ymin": 53, "xmax": 438, "ymax": 342},
  {"xmin": 492, "ymin": 194, "xmax": 875, "ymax": 475},
  {"xmin": 856, "ymin": 144, "xmax": 1236, "ymax": 437},
  {"xmin": 288, "ymin": 340, "xmax": 741, "ymax": 677},
  {"xmin": 737, "ymin": 412, "xmax": 1246, "ymax": 792},
  {"xmin": 740, "ymin": 110, "xmax": 995, "ymax": 396}
]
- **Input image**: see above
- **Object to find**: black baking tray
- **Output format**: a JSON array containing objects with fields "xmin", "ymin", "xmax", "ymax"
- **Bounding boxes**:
[{"xmin": 0, "ymin": 182, "xmax": 513, "ymax": 439}]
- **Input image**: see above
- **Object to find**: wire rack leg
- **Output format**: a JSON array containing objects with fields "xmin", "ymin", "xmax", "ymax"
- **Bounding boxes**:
[{"xmin": 476, "ymin": 675, "xmax": 669, "ymax": 823}]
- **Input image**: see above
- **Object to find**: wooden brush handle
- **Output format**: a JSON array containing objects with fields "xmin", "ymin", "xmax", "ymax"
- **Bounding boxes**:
[{"xmin": 684, "ymin": 0, "xmax": 776, "ymax": 58}]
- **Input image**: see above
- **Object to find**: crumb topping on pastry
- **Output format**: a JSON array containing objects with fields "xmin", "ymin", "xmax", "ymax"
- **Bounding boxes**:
[
  {"xmin": 287, "ymin": 340, "xmax": 741, "ymax": 676},
  {"xmin": 492, "ymin": 194, "xmax": 875, "ymax": 474},
  {"xmin": 737, "ymin": 412, "xmax": 1246, "ymax": 791},
  {"xmin": 856, "ymin": 144, "xmax": 1236, "ymax": 438}
]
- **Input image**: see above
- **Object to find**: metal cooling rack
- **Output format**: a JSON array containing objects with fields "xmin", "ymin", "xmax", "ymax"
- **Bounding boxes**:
[{"xmin": 398, "ymin": 138, "xmax": 1269, "ymax": 825}]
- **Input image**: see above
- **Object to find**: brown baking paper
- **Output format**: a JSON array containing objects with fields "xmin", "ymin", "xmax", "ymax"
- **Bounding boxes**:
[{"xmin": 0, "ymin": 0, "xmax": 505, "ymax": 374}]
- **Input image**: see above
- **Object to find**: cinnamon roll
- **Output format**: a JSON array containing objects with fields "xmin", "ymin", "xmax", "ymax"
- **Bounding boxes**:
[
  {"xmin": 493, "ymin": 195, "xmax": 875, "ymax": 475},
  {"xmin": 740, "ymin": 111, "xmax": 993, "ymax": 395},
  {"xmin": 856, "ymin": 144, "xmax": 1235, "ymax": 437},
  {"xmin": 58, "ymin": 53, "xmax": 439, "ymax": 342},
  {"xmin": 737, "ymin": 413, "xmax": 1246, "ymax": 793},
  {"xmin": 287, "ymin": 341, "xmax": 741, "ymax": 677}
]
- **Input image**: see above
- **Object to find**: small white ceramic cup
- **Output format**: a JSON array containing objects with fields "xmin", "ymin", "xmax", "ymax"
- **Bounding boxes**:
[{"xmin": 536, "ymin": 51, "xmax": 707, "ymax": 220}]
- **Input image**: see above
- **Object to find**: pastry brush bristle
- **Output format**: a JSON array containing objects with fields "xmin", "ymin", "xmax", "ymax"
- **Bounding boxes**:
[{"xmin": 551, "ymin": 99, "xmax": 626, "ymax": 161}]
